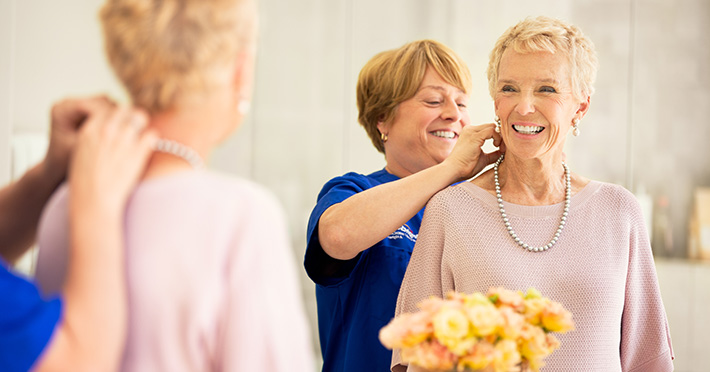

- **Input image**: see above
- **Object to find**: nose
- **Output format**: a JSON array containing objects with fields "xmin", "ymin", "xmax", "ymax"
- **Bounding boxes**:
[
  {"xmin": 515, "ymin": 92, "xmax": 536, "ymax": 116},
  {"xmin": 441, "ymin": 99, "xmax": 462, "ymax": 123}
]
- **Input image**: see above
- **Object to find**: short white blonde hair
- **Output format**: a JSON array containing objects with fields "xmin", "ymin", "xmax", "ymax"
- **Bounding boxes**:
[
  {"xmin": 486, "ymin": 16, "xmax": 598, "ymax": 100},
  {"xmin": 101, "ymin": 0, "xmax": 257, "ymax": 112}
]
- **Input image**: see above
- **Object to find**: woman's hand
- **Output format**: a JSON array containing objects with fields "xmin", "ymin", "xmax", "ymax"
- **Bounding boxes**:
[
  {"xmin": 42, "ymin": 95, "xmax": 117, "ymax": 186},
  {"xmin": 442, "ymin": 123, "xmax": 504, "ymax": 181},
  {"xmin": 69, "ymin": 105, "xmax": 157, "ymax": 214}
]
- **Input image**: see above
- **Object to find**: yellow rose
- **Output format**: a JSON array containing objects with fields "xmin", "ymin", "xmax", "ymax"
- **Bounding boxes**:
[
  {"xmin": 433, "ymin": 305, "xmax": 471, "ymax": 354},
  {"xmin": 418, "ymin": 296, "xmax": 446, "ymax": 315},
  {"xmin": 523, "ymin": 298, "xmax": 548, "ymax": 326},
  {"xmin": 493, "ymin": 339, "xmax": 522, "ymax": 372},
  {"xmin": 498, "ymin": 306, "xmax": 525, "ymax": 340},
  {"xmin": 401, "ymin": 340, "xmax": 456, "ymax": 370},
  {"xmin": 520, "ymin": 325, "xmax": 553, "ymax": 370},
  {"xmin": 463, "ymin": 292, "xmax": 493, "ymax": 307},
  {"xmin": 465, "ymin": 302, "xmax": 503, "ymax": 337},
  {"xmin": 488, "ymin": 287, "xmax": 525, "ymax": 311},
  {"xmin": 448, "ymin": 336, "xmax": 478, "ymax": 357},
  {"xmin": 379, "ymin": 311, "xmax": 432, "ymax": 349},
  {"xmin": 457, "ymin": 341, "xmax": 495, "ymax": 371},
  {"xmin": 540, "ymin": 301, "xmax": 575, "ymax": 333}
]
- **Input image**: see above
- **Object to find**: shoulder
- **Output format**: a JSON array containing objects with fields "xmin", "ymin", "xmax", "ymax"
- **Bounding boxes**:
[
  {"xmin": 431, "ymin": 181, "xmax": 490, "ymax": 207},
  {"xmin": 576, "ymin": 181, "xmax": 646, "ymax": 231},
  {"xmin": 146, "ymin": 171, "xmax": 282, "ymax": 210},
  {"xmin": 587, "ymin": 181, "xmax": 640, "ymax": 211},
  {"xmin": 318, "ymin": 170, "xmax": 390, "ymax": 195},
  {"xmin": 424, "ymin": 182, "xmax": 491, "ymax": 222},
  {"xmin": 204, "ymin": 172, "xmax": 286, "ymax": 218}
]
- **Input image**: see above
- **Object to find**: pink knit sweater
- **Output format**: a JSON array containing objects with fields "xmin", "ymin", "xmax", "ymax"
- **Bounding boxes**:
[
  {"xmin": 35, "ymin": 171, "xmax": 314, "ymax": 372},
  {"xmin": 392, "ymin": 181, "xmax": 673, "ymax": 372}
]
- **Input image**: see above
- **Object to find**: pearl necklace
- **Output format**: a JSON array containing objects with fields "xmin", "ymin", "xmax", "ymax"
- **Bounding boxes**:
[
  {"xmin": 494, "ymin": 154, "xmax": 570, "ymax": 252},
  {"xmin": 153, "ymin": 139, "xmax": 204, "ymax": 169}
]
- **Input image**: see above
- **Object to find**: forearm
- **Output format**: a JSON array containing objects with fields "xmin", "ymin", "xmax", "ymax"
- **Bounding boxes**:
[
  {"xmin": 35, "ymin": 203, "xmax": 127, "ymax": 372},
  {"xmin": 318, "ymin": 162, "xmax": 461, "ymax": 260},
  {"xmin": 0, "ymin": 162, "xmax": 63, "ymax": 263}
]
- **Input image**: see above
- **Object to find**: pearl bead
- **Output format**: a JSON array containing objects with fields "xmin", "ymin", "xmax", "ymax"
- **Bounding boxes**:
[{"xmin": 154, "ymin": 139, "xmax": 204, "ymax": 169}]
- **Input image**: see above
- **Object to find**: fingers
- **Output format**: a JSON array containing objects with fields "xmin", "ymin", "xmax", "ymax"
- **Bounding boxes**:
[
  {"xmin": 69, "ymin": 104, "xmax": 155, "ymax": 212},
  {"xmin": 458, "ymin": 122, "xmax": 503, "ymax": 148},
  {"xmin": 51, "ymin": 95, "xmax": 116, "ymax": 131}
]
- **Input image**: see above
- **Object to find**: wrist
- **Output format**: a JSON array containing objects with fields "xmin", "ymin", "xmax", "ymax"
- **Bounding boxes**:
[
  {"xmin": 39, "ymin": 157, "xmax": 67, "ymax": 189},
  {"xmin": 437, "ymin": 158, "xmax": 468, "ymax": 183}
]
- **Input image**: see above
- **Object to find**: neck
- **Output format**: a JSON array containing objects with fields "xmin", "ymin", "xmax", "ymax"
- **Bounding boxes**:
[
  {"xmin": 142, "ymin": 100, "xmax": 237, "ymax": 179},
  {"xmin": 497, "ymin": 154, "xmax": 567, "ymax": 205}
]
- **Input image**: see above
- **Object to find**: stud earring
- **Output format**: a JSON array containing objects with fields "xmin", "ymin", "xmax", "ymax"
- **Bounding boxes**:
[
  {"xmin": 380, "ymin": 132, "xmax": 388, "ymax": 142},
  {"xmin": 238, "ymin": 100, "xmax": 251, "ymax": 115},
  {"xmin": 494, "ymin": 116, "xmax": 501, "ymax": 133},
  {"xmin": 572, "ymin": 118, "xmax": 580, "ymax": 137}
]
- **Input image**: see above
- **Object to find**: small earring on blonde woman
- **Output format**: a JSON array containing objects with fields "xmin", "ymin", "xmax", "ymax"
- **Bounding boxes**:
[
  {"xmin": 572, "ymin": 118, "xmax": 580, "ymax": 136},
  {"xmin": 238, "ymin": 100, "xmax": 251, "ymax": 115},
  {"xmin": 494, "ymin": 116, "xmax": 501, "ymax": 133}
]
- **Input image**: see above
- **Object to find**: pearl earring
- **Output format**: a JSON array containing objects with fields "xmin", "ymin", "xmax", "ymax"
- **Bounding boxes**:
[
  {"xmin": 572, "ymin": 118, "xmax": 580, "ymax": 137},
  {"xmin": 494, "ymin": 116, "xmax": 501, "ymax": 133},
  {"xmin": 238, "ymin": 100, "xmax": 251, "ymax": 115}
]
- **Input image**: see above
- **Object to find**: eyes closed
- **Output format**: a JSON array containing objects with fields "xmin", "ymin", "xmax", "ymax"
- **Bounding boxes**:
[{"xmin": 422, "ymin": 96, "xmax": 467, "ymax": 108}]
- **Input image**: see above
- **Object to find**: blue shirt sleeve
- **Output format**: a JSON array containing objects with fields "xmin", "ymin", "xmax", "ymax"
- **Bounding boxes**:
[
  {"xmin": 0, "ymin": 262, "xmax": 62, "ymax": 372},
  {"xmin": 304, "ymin": 172, "xmax": 378, "ymax": 286}
]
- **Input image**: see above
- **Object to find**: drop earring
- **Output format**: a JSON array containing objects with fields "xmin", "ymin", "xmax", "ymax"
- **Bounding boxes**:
[
  {"xmin": 494, "ymin": 116, "xmax": 501, "ymax": 133},
  {"xmin": 572, "ymin": 118, "xmax": 580, "ymax": 136}
]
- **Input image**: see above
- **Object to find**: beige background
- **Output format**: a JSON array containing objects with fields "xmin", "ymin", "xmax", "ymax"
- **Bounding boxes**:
[{"xmin": 1, "ymin": 0, "xmax": 708, "ymax": 370}]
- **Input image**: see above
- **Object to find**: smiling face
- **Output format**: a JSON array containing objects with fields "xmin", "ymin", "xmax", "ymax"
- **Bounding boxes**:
[
  {"xmin": 378, "ymin": 67, "xmax": 470, "ymax": 177},
  {"xmin": 494, "ymin": 50, "xmax": 589, "ymax": 161}
]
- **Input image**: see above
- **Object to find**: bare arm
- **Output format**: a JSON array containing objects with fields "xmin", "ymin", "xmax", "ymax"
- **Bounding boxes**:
[
  {"xmin": 319, "ymin": 123, "xmax": 502, "ymax": 260},
  {"xmin": 0, "ymin": 163, "xmax": 63, "ymax": 263},
  {"xmin": 0, "ymin": 96, "xmax": 114, "ymax": 264},
  {"xmin": 33, "ymin": 104, "xmax": 156, "ymax": 371}
]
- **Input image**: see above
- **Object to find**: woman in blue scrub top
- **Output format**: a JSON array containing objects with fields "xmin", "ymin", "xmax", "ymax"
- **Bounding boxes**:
[
  {"xmin": 0, "ymin": 97, "xmax": 156, "ymax": 372},
  {"xmin": 304, "ymin": 40, "xmax": 504, "ymax": 372}
]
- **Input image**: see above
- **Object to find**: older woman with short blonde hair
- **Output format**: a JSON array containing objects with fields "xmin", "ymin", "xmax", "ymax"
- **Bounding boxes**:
[
  {"xmin": 393, "ymin": 17, "xmax": 673, "ymax": 371},
  {"xmin": 34, "ymin": 1, "xmax": 314, "ymax": 371},
  {"xmin": 305, "ymin": 39, "xmax": 503, "ymax": 372}
]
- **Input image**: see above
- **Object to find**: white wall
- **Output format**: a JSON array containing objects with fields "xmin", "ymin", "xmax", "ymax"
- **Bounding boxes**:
[{"xmin": 2, "ymin": 0, "xmax": 709, "ymax": 370}]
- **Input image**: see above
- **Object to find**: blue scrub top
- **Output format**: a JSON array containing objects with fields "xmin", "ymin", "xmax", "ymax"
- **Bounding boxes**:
[
  {"xmin": 0, "ymin": 259, "xmax": 62, "ymax": 372},
  {"xmin": 305, "ymin": 169, "xmax": 424, "ymax": 372}
]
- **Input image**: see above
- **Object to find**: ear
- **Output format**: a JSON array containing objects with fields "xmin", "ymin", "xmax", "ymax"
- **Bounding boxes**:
[
  {"xmin": 231, "ymin": 47, "xmax": 256, "ymax": 102},
  {"xmin": 376, "ymin": 117, "xmax": 388, "ymax": 136},
  {"xmin": 575, "ymin": 95, "xmax": 591, "ymax": 120}
]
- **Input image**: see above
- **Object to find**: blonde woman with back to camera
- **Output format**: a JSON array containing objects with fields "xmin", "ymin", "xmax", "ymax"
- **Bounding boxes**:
[
  {"xmin": 392, "ymin": 17, "xmax": 673, "ymax": 371},
  {"xmin": 33, "ymin": 0, "xmax": 314, "ymax": 371}
]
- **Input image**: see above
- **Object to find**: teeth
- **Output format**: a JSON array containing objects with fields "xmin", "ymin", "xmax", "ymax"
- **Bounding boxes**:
[
  {"xmin": 513, "ymin": 125, "xmax": 544, "ymax": 134},
  {"xmin": 432, "ymin": 131, "xmax": 456, "ymax": 139}
]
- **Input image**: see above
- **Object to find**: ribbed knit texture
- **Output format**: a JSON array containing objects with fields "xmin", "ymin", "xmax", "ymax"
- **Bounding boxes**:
[{"xmin": 392, "ymin": 181, "xmax": 673, "ymax": 372}]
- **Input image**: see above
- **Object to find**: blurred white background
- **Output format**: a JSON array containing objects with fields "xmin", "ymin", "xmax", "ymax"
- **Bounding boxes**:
[{"xmin": 1, "ymin": 0, "xmax": 708, "ymax": 370}]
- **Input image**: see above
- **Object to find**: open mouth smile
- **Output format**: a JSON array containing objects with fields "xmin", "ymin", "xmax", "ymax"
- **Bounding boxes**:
[
  {"xmin": 431, "ymin": 130, "xmax": 457, "ymax": 139},
  {"xmin": 513, "ymin": 125, "xmax": 544, "ymax": 135}
]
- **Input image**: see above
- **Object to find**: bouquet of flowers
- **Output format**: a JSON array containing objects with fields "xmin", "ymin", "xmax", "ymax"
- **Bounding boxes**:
[{"xmin": 379, "ymin": 287, "xmax": 574, "ymax": 372}]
